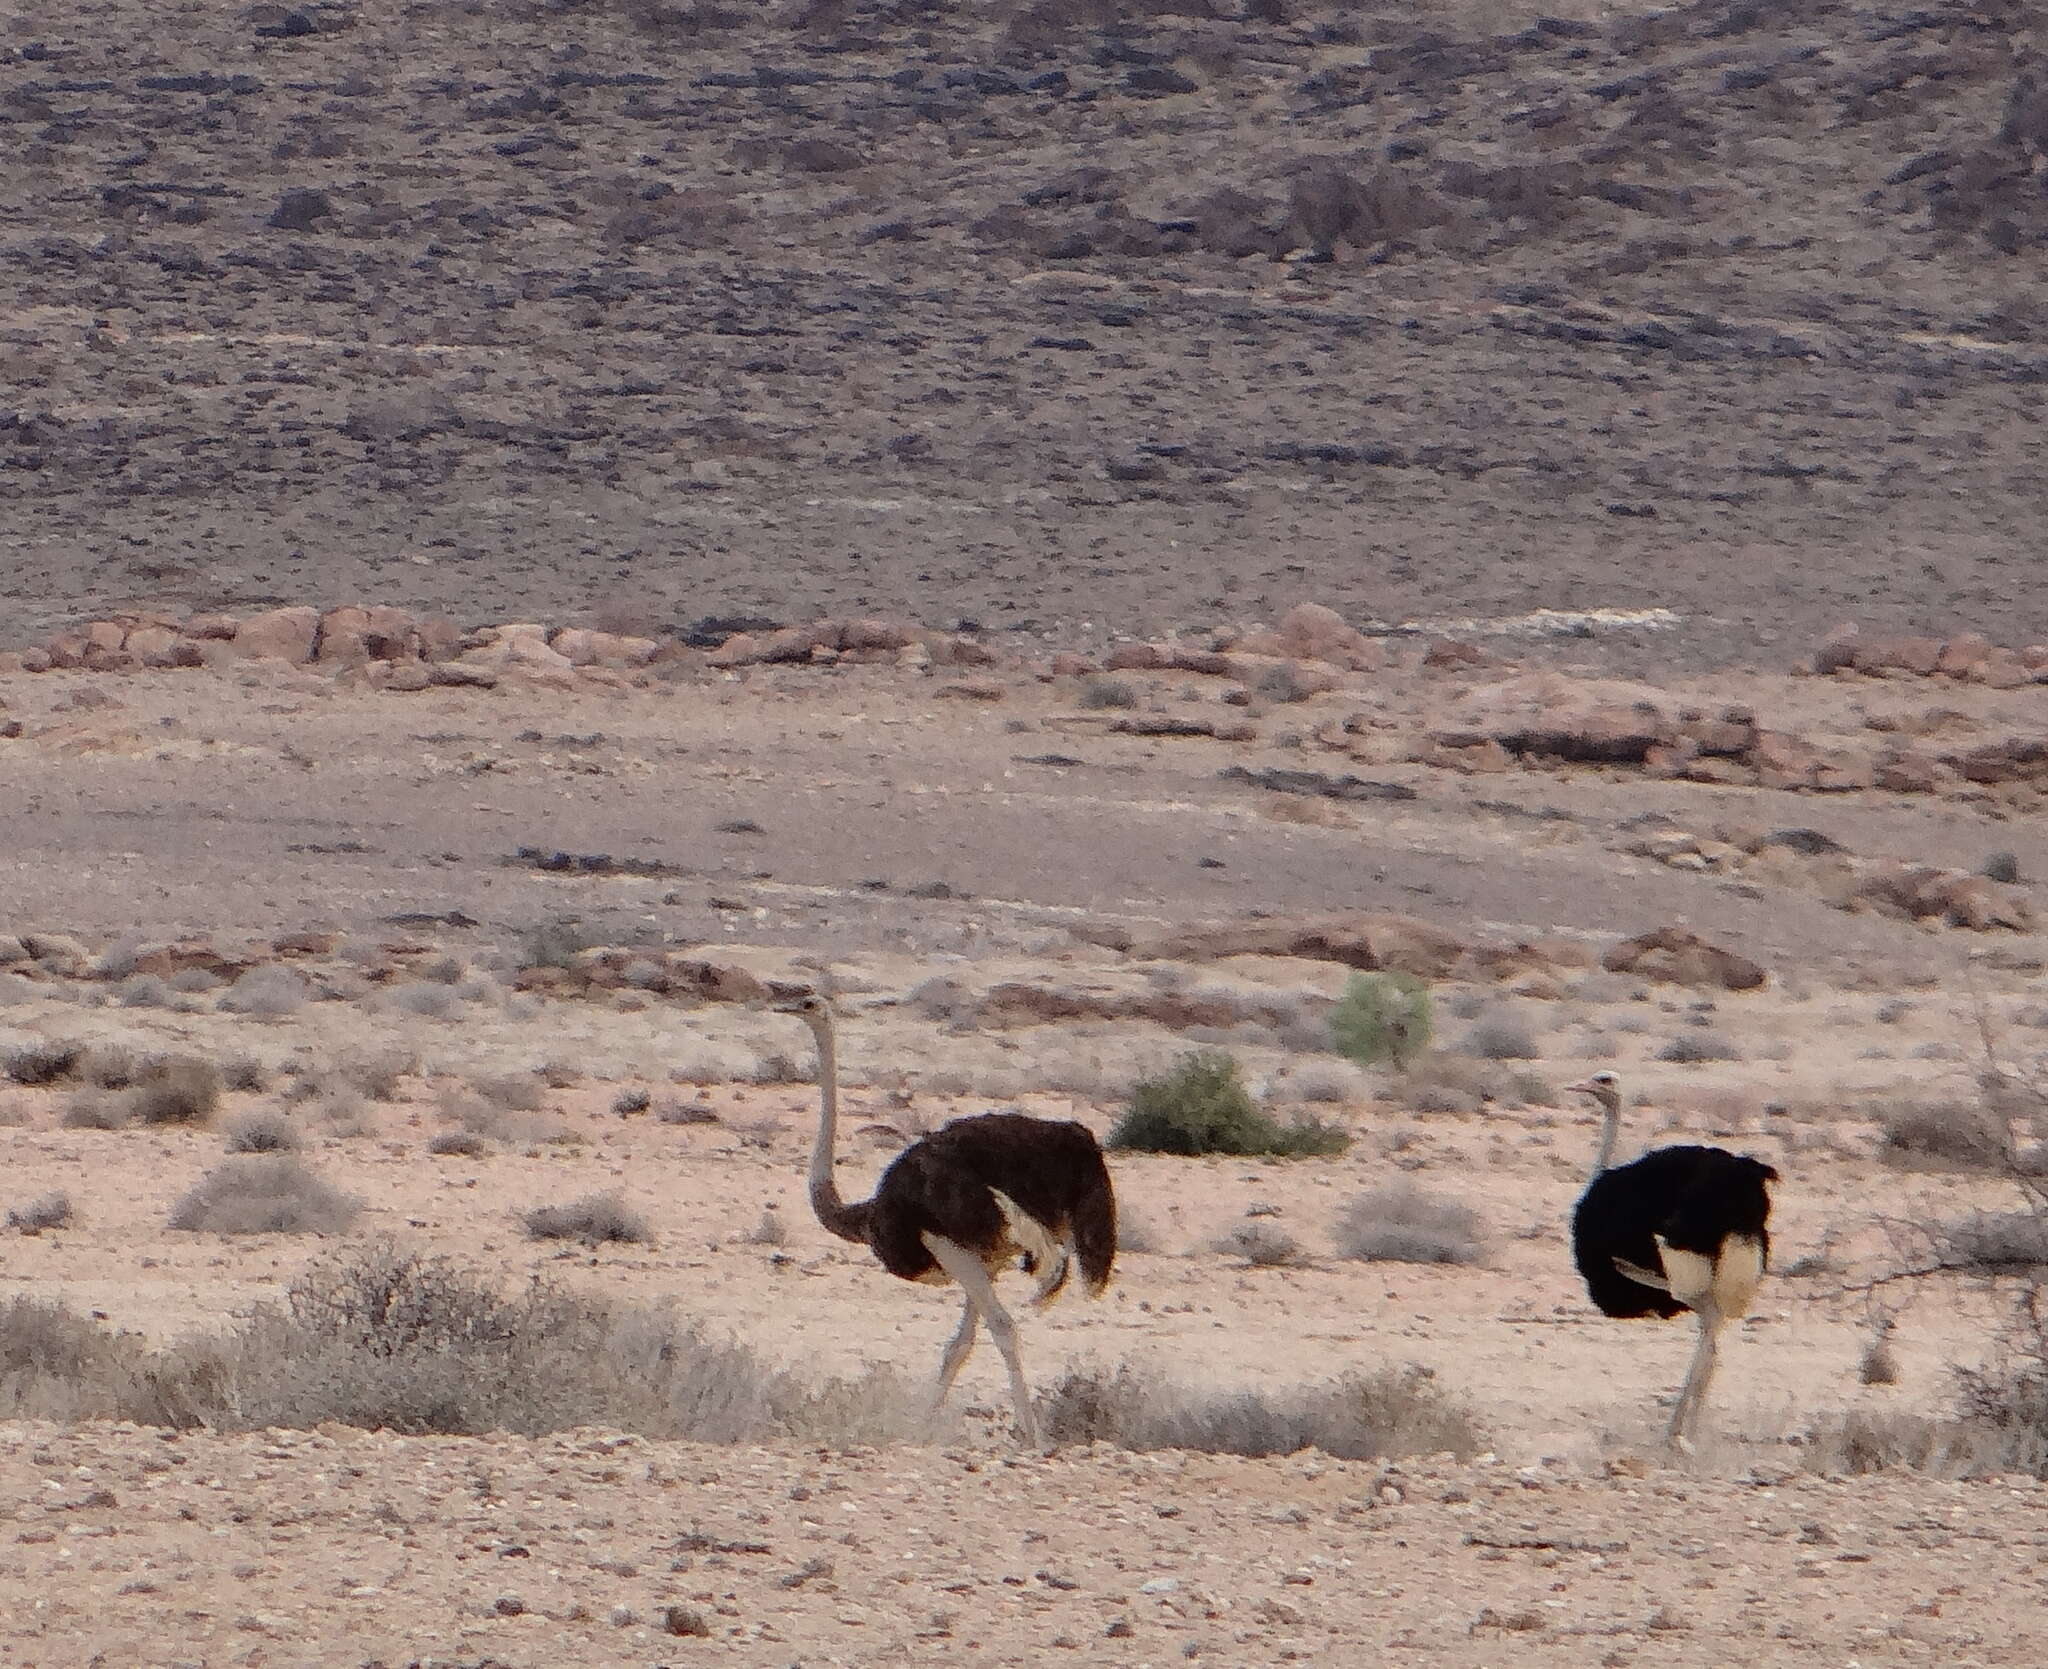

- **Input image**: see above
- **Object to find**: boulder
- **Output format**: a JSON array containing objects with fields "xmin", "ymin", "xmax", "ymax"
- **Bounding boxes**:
[
  {"xmin": 1603, "ymin": 926, "xmax": 1766, "ymax": 990},
  {"xmin": 233, "ymin": 606, "xmax": 320, "ymax": 664},
  {"xmin": 1272, "ymin": 602, "xmax": 1380, "ymax": 670},
  {"xmin": 1850, "ymin": 863, "xmax": 2035, "ymax": 930},
  {"xmin": 1104, "ymin": 641, "xmax": 1168, "ymax": 672},
  {"xmin": 549, "ymin": 628, "xmax": 660, "ymax": 667},
  {"xmin": 1137, "ymin": 911, "xmax": 1473, "ymax": 978},
  {"xmin": 1436, "ymin": 673, "xmax": 1678, "ymax": 765}
]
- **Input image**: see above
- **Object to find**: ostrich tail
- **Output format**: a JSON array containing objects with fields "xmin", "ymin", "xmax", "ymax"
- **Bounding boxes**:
[{"xmin": 1071, "ymin": 1160, "xmax": 1117, "ymax": 1300}]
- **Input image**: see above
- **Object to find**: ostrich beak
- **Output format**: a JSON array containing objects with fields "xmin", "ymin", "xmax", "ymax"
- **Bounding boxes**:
[{"xmin": 1563, "ymin": 1080, "xmax": 1603, "ymax": 1100}]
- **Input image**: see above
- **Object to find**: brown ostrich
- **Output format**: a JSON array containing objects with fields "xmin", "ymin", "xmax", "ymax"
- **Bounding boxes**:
[{"xmin": 778, "ymin": 992, "xmax": 1117, "ymax": 1447}]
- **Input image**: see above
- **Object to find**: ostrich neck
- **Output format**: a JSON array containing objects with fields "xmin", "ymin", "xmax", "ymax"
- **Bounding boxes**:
[
  {"xmin": 1590, "ymin": 1100, "xmax": 1623, "ymax": 1181},
  {"xmin": 805, "ymin": 1021, "xmax": 869, "ymax": 1245}
]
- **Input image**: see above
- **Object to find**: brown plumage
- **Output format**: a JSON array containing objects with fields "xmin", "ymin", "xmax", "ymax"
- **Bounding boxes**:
[{"xmin": 779, "ymin": 992, "xmax": 1116, "ymax": 1447}]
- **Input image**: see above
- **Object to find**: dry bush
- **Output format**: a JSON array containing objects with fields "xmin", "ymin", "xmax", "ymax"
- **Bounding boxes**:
[
  {"xmin": 1875, "ymin": 1097, "xmax": 2009, "ymax": 1171},
  {"xmin": 474, "ymin": 1073, "xmax": 547, "ymax": 1112},
  {"xmin": 335, "ymin": 1050, "xmax": 416, "ymax": 1102},
  {"xmin": 221, "ymin": 1055, "xmax": 267, "ymax": 1092},
  {"xmin": 1801, "ymin": 1409, "xmax": 2042, "ymax": 1479},
  {"xmin": 0, "ymin": 1248, "xmax": 915, "ymax": 1441},
  {"xmin": 427, "ymin": 1128, "xmax": 489, "ymax": 1158},
  {"xmin": 1334, "ymin": 1182, "xmax": 1486, "ymax": 1265},
  {"xmin": 3, "ymin": 1040, "xmax": 83, "ymax": 1086},
  {"xmin": 115, "ymin": 974, "xmax": 179, "ymax": 1008},
  {"xmin": 216, "ymin": 964, "xmax": 309, "ymax": 1018},
  {"xmin": 1939, "ymin": 1211, "xmax": 2048, "ymax": 1274},
  {"xmin": 6, "ymin": 1191, "xmax": 73, "ymax": 1233},
  {"xmin": 384, "ymin": 981, "xmax": 466, "ymax": 1021},
  {"xmin": 1859, "ymin": 1319, "xmax": 1900, "ymax": 1386},
  {"xmin": 1461, "ymin": 1014, "xmax": 1543, "ymax": 1061},
  {"xmin": 1077, "ymin": 674, "xmax": 1138, "ymax": 710},
  {"xmin": 125, "ymin": 1058, "xmax": 221, "ymax": 1126},
  {"xmin": 60, "ymin": 1093, "xmax": 128, "ymax": 1130},
  {"xmin": 1039, "ymin": 1362, "xmax": 1480, "ymax": 1459},
  {"xmin": 521, "ymin": 1190, "xmax": 652, "ymax": 1246},
  {"xmin": 1273, "ymin": 1059, "xmax": 1366, "ymax": 1105},
  {"xmin": 1210, "ymin": 1221, "xmax": 1308, "ymax": 1267},
  {"xmin": 223, "ymin": 1110, "xmax": 301, "ymax": 1154},
  {"xmin": 168, "ymin": 1156, "xmax": 361, "ymax": 1236},
  {"xmin": 612, "ymin": 1086, "xmax": 653, "ymax": 1116},
  {"xmin": 1656, "ymin": 1032, "xmax": 1742, "ymax": 1064}
]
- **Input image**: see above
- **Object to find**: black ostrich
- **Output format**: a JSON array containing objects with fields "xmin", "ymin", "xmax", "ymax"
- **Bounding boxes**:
[
  {"xmin": 1566, "ymin": 1071, "xmax": 1778, "ymax": 1449},
  {"xmin": 777, "ymin": 992, "xmax": 1117, "ymax": 1447}
]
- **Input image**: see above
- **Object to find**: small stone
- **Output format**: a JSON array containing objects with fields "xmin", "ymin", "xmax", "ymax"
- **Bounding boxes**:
[{"xmin": 492, "ymin": 1593, "xmax": 525, "ymax": 1616}]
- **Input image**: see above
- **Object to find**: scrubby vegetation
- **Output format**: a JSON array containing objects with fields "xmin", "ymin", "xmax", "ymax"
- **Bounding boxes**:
[
  {"xmin": 521, "ymin": 1190, "xmax": 653, "ymax": 1246},
  {"xmin": 167, "ymin": 1156, "xmax": 361, "ymax": 1236},
  {"xmin": 1333, "ymin": 1182, "xmax": 1486, "ymax": 1266},
  {"xmin": 1039, "ymin": 1362, "xmax": 1480, "ymax": 1460},
  {"xmin": 1329, "ymin": 972, "xmax": 1433, "ymax": 1071},
  {"xmin": 1108, "ymin": 1051, "xmax": 1348, "ymax": 1158},
  {"xmin": 0, "ymin": 1246, "xmax": 913, "ymax": 1442}
]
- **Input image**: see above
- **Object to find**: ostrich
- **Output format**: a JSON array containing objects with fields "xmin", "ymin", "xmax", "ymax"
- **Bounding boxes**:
[
  {"xmin": 776, "ymin": 992, "xmax": 1117, "ymax": 1447},
  {"xmin": 1566, "ymin": 1070, "xmax": 1778, "ymax": 1449}
]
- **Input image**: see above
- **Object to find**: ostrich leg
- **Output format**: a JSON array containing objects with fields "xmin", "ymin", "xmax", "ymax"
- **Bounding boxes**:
[
  {"xmin": 923, "ymin": 1233, "xmax": 1040, "ymax": 1449},
  {"xmin": 930, "ymin": 1292, "xmax": 980, "ymax": 1420}
]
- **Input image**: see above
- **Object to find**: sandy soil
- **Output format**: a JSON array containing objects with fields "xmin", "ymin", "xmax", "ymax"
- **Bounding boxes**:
[{"xmin": 2, "ymin": 644, "xmax": 2046, "ymax": 1665}]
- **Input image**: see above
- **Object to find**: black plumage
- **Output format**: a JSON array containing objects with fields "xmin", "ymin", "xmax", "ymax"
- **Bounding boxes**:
[
  {"xmin": 1573, "ymin": 1145, "xmax": 1777, "ymax": 1320},
  {"xmin": 1566, "ymin": 1072, "xmax": 1780, "ymax": 1448}
]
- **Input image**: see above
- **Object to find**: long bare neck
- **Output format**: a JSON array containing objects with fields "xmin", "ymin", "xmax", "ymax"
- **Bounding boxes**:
[
  {"xmin": 805, "ymin": 1017, "xmax": 870, "ymax": 1244},
  {"xmin": 1590, "ymin": 1095, "xmax": 1623, "ymax": 1181}
]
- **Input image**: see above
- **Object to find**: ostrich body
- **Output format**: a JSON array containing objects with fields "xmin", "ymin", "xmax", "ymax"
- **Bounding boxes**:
[
  {"xmin": 780, "ymin": 994, "xmax": 1116, "ymax": 1447},
  {"xmin": 1567, "ymin": 1071, "xmax": 1777, "ymax": 1448}
]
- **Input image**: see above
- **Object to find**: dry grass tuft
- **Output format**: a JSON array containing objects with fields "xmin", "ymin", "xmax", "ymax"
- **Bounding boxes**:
[
  {"xmin": 1039, "ymin": 1362, "xmax": 1480, "ymax": 1459},
  {"xmin": 427, "ymin": 1128, "xmax": 489, "ymax": 1158},
  {"xmin": 0, "ymin": 1247, "xmax": 917, "ymax": 1442},
  {"xmin": 3, "ymin": 1040, "xmax": 84, "ymax": 1086},
  {"xmin": 5, "ymin": 1191, "xmax": 73, "ymax": 1234},
  {"xmin": 167, "ymin": 1156, "xmax": 361, "ymax": 1236},
  {"xmin": 1210, "ymin": 1221, "xmax": 1309, "ymax": 1267},
  {"xmin": 1875, "ymin": 1097, "xmax": 2009, "ymax": 1172},
  {"xmin": 1333, "ymin": 1182, "xmax": 1486, "ymax": 1265},
  {"xmin": 222, "ymin": 1110, "xmax": 301, "ymax": 1154},
  {"xmin": 521, "ymin": 1190, "xmax": 652, "ymax": 1246},
  {"xmin": 125, "ymin": 1057, "xmax": 222, "ymax": 1126}
]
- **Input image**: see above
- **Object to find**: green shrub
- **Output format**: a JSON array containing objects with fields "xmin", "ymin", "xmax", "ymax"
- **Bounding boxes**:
[
  {"xmin": 1108, "ymin": 1052, "xmax": 1348, "ymax": 1158},
  {"xmin": 1329, "ymin": 972, "xmax": 1433, "ymax": 1071}
]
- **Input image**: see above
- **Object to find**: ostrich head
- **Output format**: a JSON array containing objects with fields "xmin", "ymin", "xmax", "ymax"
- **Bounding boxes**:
[
  {"xmin": 1566, "ymin": 1070, "xmax": 1626, "ymax": 1178},
  {"xmin": 1565, "ymin": 1070, "xmax": 1623, "ymax": 1115},
  {"xmin": 772, "ymin": 990, "xmax": 834, "ymax": 1034}
]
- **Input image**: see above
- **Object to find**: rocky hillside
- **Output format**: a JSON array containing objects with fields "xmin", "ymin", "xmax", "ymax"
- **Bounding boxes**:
[{"xmin": 5, "ymin": 0, "xmax": 2047, "ymax": 663}]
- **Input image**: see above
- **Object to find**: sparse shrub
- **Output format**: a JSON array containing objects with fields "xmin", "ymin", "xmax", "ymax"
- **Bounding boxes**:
[
  {"xmin": 1656, "ymin": 1032, "xmax": 1741, "ymax": 1064},
  {"xmin": 745, "ymin": 1209, "xmax": 786, "ymax": 1246},
  {"xmin": 216, "ymin": 964, "xmax": 308, "ymax": 1018},
  {"xmin": 6, "ymin": 1192, "xmax": 73, "ymax": 1233},
  {"xmin": 657, "ymin": 1099, "xmax": 720, "ymax": 1126},
  {"xmin": 79, "ymin": 1046, "xmax": 151, "ymax": 1089},
  {"xmin": 1334, "ymin": 1182, "xmax": 1485, "ymax": 1265},
  {"xmin": 116, "ymin": 974, "xmax": 177, "ymax": 1008},
  {"xmin": 1876, "ymin": 1098, "xmax": 2008, "ymax": 1171},
  {"xmin": 126, "ymin": 1058, "xmax": 221, "ymax": 1126},
  {"xmin": 4, "ymin": 1040, "xmax": 83, "ymax": 1086},
  {"xmin": 221, "ymin": 1055, "xmax": 266, "ymax": 1092},
  {"xmin": 1506, "ymin": 1070, "xmax": 1557, "ymax": 1108},
  {"xmin": 427, "ymin": 1128, "xmax": 489, "ymax": 1158},
  {"xmin": 521, "ymin": 1190, "xmax": 652, "ymax": 1246},
  {"xmin": 336, "ymin": 1050, "xmax": 415, "ymax": 1102},
  {"xmin": 1277, "ymin": 1059, "xmax": 1367, "ymax": 1105},
  {"xmin": 751, "ymin": 1050, "xmax": 802, "ymax": 1086},
  {"xmin": 223, "ymin": 1110, "xmax": 300, "ymax": 1154},
  {"xmin": 1461, "ymin": 1014, "xmax": 1542, "ymax": 1061},
  {"xmin": 385, "ymin": 982, "xmax": 466, "ymax": 1021},
  {"xmin": 1077, "ymin": 674, "xmax": 1138, "ymax": 710},
  {"xmin": 168, "ymin": 1156, "xmax": 361, "ymax": 1235},
  {"xmin": 1875, "ymin": 998, "xmax": 1914, "ymax": 1025},
  {"xmin": 1211, "ymin": 1222, "xmax": 1308, "ymax": 1267},
  {"xmin": 60, "ymin": 1093, "xmax": 127, "ymax": 1130},
  {"xmin": 0, "ymin": 1248, "xmax": 915, "ymax": 1442},
  {"xmin": 1329, "ymin": 972, "xmax": 1433, "ymax": 1071},
  {"xmin": 521, "ymin": 917, "xmax": 602, "ymax": 970},
  {"xmin": 1038, "ymin": 1362, "xmax": 1480, "ymax": 1459},
  {"xmin": 475, "ymin": 1073, "xmax": 547, "ymax": 1112},
  {"xmin": 1983, "ymin": 850, "xmax": 2021, "ymax": 884},
  {"xmin": 613, "ymin": 1087, "xmax": 653, "ymax": 1116},
  {"xmin": 1940, "ymin": 1211, "xmax": 2048, "ymax": 1274},
  {"xmin": 1108, "ymin": 1052, "xmax": 1348, "ymax": 1158},
  {"xmin": 1859, "ymin": 1322, "xmax": 1899, "ymax": 1386},
  {"xmin": 1117, "ymin": 1209, "xmax": 1163, "ymax": 1254}
]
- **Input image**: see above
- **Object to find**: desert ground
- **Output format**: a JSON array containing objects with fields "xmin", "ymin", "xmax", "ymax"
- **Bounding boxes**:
[{"xmin": 10, "ymin": 0, "xmax": 2048, "ymax": 1663}]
